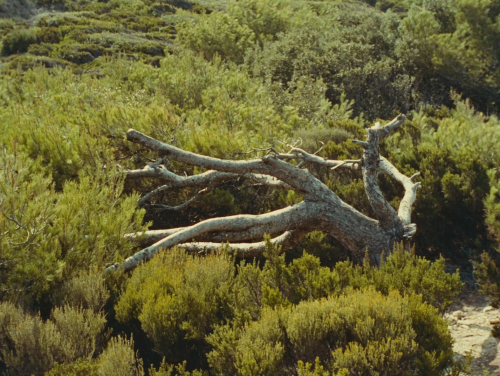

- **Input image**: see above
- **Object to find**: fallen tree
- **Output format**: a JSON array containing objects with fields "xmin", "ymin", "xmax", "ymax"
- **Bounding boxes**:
[{"xmin": 107, "ymin": 114, "xmax": 420, "ymax": 273}]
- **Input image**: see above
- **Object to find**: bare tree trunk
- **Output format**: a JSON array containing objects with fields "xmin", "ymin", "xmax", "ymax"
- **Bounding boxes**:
[{"xmin": 107, "ymin": 115, "xmax": 420, "ymax": 273}]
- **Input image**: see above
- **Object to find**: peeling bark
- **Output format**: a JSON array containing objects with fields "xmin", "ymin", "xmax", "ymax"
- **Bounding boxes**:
[{"xmin": 108, "ymin": 115, "xmax": 420, "ymax": 273}]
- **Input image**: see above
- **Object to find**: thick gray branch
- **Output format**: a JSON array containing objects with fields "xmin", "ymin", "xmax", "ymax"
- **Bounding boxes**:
[
  {"xmin": 359, "ymin": 115, "xmax": 406, "ymax": 232},
  {"xmin": 126, "ymin": 221, "xmax": 302, "ymax": 248},
  {"xmin": 107, "ymin": 202, "xmax": 310, "ymax": 273},
  {"xmin": 127, "ymin": 130, "xmax": 315, "ymax": 195},
  {"xmin": 125, "ymin": 227, "xmax": 187, "ymax": 245}
]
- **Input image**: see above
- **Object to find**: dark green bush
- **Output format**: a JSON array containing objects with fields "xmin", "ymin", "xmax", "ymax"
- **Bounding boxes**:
[
  {"xmin": 36, "ymin": 27, "xmax": 62, "ymax": 44},
  {"xmin": 1, "ymin": 28, "xmax": 37, "ymax": 55},
  {"xmin": 53, "ymin": 42, "xmax": 103, "ymax": 64}
]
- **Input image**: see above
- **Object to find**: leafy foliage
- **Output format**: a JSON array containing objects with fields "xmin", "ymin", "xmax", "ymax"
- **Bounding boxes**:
[
  {"xmin": 1, "ymin": 0, "xmax": 500, "ymax": 373},
  {"xmin": 115, "ymin": 242, "xmax": 462, "ymax": 372}
]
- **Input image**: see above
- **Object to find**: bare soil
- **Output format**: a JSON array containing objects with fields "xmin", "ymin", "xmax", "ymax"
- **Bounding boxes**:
[{"xmin": 444, "ymin": 292, "xmax": 500, "ymax": 374}]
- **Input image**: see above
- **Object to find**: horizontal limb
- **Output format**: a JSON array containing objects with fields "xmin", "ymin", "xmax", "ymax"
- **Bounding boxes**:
[
  {"xmin": 146, "ymin": 186, "xmax": 211, "ymax": 212},
  {"xmin": 125, "ymin": 220, "xmax": 303, "ymax": 248},
  {"xmin": 107, "ymin": 201, "xmax": 311, "ymax": 273},
  {"xmin": 275, "ymin": 149, "xmax": 360, "ymax": 170},
  {"xmin": 127, "ymin": 130, "xmax": 332, "ymax": 199},
  {"xmin": 128, "ymin": 166, "xmax": 292, "ymax": 207},
  {"xmin": 178, "ymin": 230, "xmax": 309, "ymax": 258}
]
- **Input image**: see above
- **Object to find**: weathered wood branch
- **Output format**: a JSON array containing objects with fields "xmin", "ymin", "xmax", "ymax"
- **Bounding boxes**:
[
  {"xmin": 108, "ymin": 202, "xmax": 311, "ymax": 272},
  {"xmin": 275, "ymin": 148, "xmax": 360, "ymax": 170},
  {"xmin": 110, "ymin": 115, "xmax": 420, "ymax": 273},
  {"xmin": 127, "ymin": 130, "xmax": 311, "ymax": 194},
  {"xmin": 126, "ymin": 166, "xmax": 291, "ymax": 206},
  {"xmin": 358, "ymin": 115, "xmax": 406, "ymax": 233},
  {"xmin": 177, "ymin": 230, "xmax": 309, "ymax": 258},
  {"xmin": 378, "ymin": 157, "xmax": 421, "ymax": 226}
]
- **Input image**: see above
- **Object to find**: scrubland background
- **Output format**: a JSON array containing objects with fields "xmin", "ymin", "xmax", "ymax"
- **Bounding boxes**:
[{"xmin": 1, "ymin": 0, "xmax": 500, "ymax": 374}]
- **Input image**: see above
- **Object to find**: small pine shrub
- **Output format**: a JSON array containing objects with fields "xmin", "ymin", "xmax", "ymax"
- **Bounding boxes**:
[
  {"xmin": 207, "ymin": 288, "xmax": 454, "ymax": 376},
  {"xmin": 1, "ymin": 28, "xmax": 37, "ymax": 55},
  {"xmin": 475, "ymin": 252, "xmax": 500, "ymax": 308},
  {"xmin": 0, "ymin": 150, "xmax": 146, "ymax": 307},
  {"xmin": 45, "ymin": 336, "xmax": 145, "ymax": 376},
  {"xmin": 52, "ymin": 270, "xmax": 110, "ymax": 313},
  {"xmin": 0, "ymin": 303, "xmax": 106, "ymax": 375},
  {"xmin": 115, "ymin": 249, "xmax": 236, "ymax": 364},
  {"xmin": 149, "ymin": 360, "xmax": 205, "ymax": 376},
  {"xmin": 337, "ymin": 243, "xmax": 464, "ymax": 313},
  {"xmin": 177, "ymin": 12, "xmax": 255, "ymax": 64},
  {"xmin": 27, "ymin": 42, "xmax": 54, "ymax": 56},
  {"xmin": 45, "ymin": 360, "xmax": 99, "ymax": 376},
  {"xmin": 97, "ymin": 336, "xmax": 144, "ymax": 376}
]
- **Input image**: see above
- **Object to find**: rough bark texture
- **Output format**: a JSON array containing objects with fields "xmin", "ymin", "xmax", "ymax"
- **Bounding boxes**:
[{"xmin": 107, "ymin": 114, "xmax": 419, "ymax": 273}]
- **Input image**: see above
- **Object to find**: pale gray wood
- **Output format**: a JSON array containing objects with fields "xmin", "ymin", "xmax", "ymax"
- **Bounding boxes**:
[{"xmin": 107, "ymin": 115, "xmax": 419, "ymax": 273}]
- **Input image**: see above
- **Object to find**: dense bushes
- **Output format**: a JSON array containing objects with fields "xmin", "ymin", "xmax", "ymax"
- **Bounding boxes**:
[
  {"xmin": 0, "ymin": 150, "xmax": 146, "ymax": 307},
  {"xmin": 1, "ymin": 0, "xmax": 500, "ymax": 374},
  {"xmin": 207, "ymin": 289, "xmax": 452, "ymax": 376},
  {"xmin": 113, "ymin": 243, "xmax": 462, "ymax": 373},
  {"xmin": 1, "ymin": 28, "xmax": 37, "ymax": 55}
]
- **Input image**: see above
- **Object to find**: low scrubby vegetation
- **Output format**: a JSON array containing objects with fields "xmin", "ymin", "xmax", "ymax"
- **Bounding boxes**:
[{"xmin": 1, "ymin": 0, "xmax": 500, "ymax": 374}]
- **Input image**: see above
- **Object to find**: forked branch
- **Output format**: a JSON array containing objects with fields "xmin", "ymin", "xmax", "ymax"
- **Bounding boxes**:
[{"xmin": 109, "ymin": 115, "xmax": 420, "ymax": 273}]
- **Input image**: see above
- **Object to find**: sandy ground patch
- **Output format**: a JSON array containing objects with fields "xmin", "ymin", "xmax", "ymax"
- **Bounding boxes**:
[{"xmin": 444, "ymin": 292, "xmax": 500, "ymax": 374}]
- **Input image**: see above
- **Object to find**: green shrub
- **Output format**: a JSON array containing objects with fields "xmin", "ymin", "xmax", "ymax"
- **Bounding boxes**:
[
  {"xmin": 114, "ymin": 241, "xmax": 461, "ymax": 371},
  {"xmin": 0, "ymin": 302, "xmax": 106, "ymax": 376},
  {"xmin": 45, "ymin": 336, "xmax": 144, "ymax": 376},
  {"xmin": 335, "ymin": 243, "xmax": 463, "ymax": 313},
  {"xmin": 244, "ymin": 1, "xmax": 409, "ymax": 120},
  {"xmin": 52, "ymin": 270, "xmax": 110, "ymax": 313},
  {"xmin": 149, "ymin": 360, "xmax": 205, "ymax": 376},
  {"xmin": 178, "ymin": 12, "xmax": 255, "ymax": 64},
  {"xmin": 36, "ymin": 27, "xmax": 62, "ymax": 44},
  {"xmin": 226, "ymin": 0, "xmax": 291, "ymax": 44},
  {"xmin": 52, "ymin": 42, "xmax": 103, "ymax": 64},
  {"xmin": 1, "ymin": 28, "xmax": 37, "ymax": 55},
  {"xmin": 45, "ymin": 359, "xmax": 99, "ymax": 376},
  {"xmin": 207, "ymin": 288, "xmax": 455, "ymax": 376},
  {"xmin": 115, "ymin": 249, "xmax": 236, "ymax": 365},
  {"xmin": 381, "ymin": 100, "xmax": 498, "ymax": 261},
  {"xmin": 475, "ymin": 252, "xmax": 500, "ymax": 308},
  {"xmin": 28, "ymin": 42, "xmax": 54, "ymax": 56},
  {"xmin": 0, "ymin": 150, "xmax": 146, "ymax": 307},
  {"xmin": 97, "ymin": 336, "xmax": 144, "ymax": 376}
]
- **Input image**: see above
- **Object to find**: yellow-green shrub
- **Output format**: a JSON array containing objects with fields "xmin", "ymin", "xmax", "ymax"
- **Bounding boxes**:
[
  {"xmin": 45, "ymin": 336, "xmax": 144, "ymax": 376},
  {"xmin": 335, "ymin": 244, "xmax": 463, "ymax": 313},
  {"xmin": 207, "ymin": 288, "xmax": 454, "ymax": 376},
  {"xmin": 0, "ymin": 302, "xmax": 106, "ymax": 376},
  {"xmin": 115, "ymin": 249, "xmax": 236, "ymax": 363},
  {"xmin": 178, "ymin": 12, "xmax": 255, "ymax": 64},
  {"xmin": 52, "ymin": 270, "xmax": 110, "ymax": 313},
  {"xmin": 0, "ymin": 150, "xmax": 146, "ymax": 306}
]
